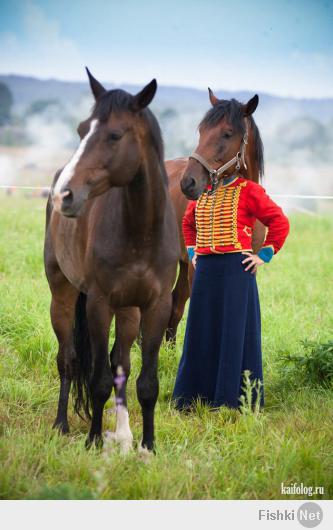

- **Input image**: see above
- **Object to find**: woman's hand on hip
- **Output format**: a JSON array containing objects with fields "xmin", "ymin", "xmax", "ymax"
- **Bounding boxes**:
[{"xmin": 241, "ymin": 252, "xmax": 264, "ymax": 274}]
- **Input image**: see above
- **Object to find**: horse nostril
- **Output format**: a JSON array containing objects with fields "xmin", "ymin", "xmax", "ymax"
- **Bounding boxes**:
[
  {"xmin": 62, "ymin": 189, "xmax": 73, "ymax": 207},
  {"xmin": 182, "ymin": 176, "xmax": 196, "ymax": 191},
  {"xmin": 188, "ymin": 177, "xmax": 196, "ymax": 189}
]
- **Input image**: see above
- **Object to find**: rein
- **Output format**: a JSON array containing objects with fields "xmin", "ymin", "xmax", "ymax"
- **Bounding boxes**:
[{"xmin": 189, "ymin": 118, "xmax": 249, "ymax": 194}]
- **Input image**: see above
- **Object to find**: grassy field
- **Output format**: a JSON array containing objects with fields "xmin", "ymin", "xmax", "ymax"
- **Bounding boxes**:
[{"xmin": 0, "ymin": 195, "xmax": 332, "ymax": 500}]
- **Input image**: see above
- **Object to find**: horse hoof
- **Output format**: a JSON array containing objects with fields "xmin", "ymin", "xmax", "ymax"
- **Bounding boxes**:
[
  {"xmin": 119, "ymin": 439, "xmax": 134, "ymax": 455},
  {"xmin": 85, "ymin": 438, "xmax": 93, "ymax": 450},
  {"xmin": 138, "ymin": 442, "xmax": 155, "ymax": 462},
  {"xmin": 104, "ymin": 430, "xmax": 133, "ymax": 455},
  {"xmin": 85, "ymin": 434, "xmax": 103, "ymax": 450},
  {"xmin": 52, "ymin": 420, "xmax": 69, "ymax": 435},
  {"xmin": 165, "ymin": 331, "xmax": 176, "ymax": 345}
]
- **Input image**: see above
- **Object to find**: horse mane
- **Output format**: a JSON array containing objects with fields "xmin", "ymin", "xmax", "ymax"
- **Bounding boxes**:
[
  {"xmin": 199, "ymin": 98, "xmax": 264, "ymax": 180},
  {"xmin": 91, "ymin": 89, "xmax": 166, "ymax": 182}
]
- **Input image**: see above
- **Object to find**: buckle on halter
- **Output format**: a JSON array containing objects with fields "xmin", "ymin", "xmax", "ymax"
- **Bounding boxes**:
[
  {"xmin": 207, "ymin": 170, "xmax": 218, "ymax": 194},
  {"xmin": 210, "ymin": 171, "xmax": 218, "ymax": 185},
  {"xmin": 235, "ymin": 151, "xmax": 242, "ymax": 171}
]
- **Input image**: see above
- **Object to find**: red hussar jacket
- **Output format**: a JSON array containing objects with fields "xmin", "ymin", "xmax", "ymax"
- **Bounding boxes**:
[{"xmin": 182, "ymin": 176, "xmax": 289, "ymax": 257}]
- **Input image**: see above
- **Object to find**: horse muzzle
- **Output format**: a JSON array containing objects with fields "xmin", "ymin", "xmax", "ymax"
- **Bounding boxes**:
[
  {"xmin": 52, "ymin": 186, "xmax": 89, "ymax": 218},
  {"xmin": 180, "ymin": 173, "xmax": 204, "ymax": 200}
]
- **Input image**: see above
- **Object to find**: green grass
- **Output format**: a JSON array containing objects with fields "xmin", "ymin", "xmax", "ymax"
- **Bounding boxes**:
[{"xmin": 0, "ymin": 196, "xmax": 333, "ymax": 500}]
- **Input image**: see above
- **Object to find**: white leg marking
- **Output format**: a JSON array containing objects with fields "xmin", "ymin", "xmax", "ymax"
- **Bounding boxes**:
[
  {"xmin": 104, "ymin": 366, "xmax": 133, "ymax": 455},
  {"xmin": 115, "ymin": 405, "xmax": 133, "ymax": 454},
  {"xmin": 104, "ymin": 405, "xmax": 133, "ymax": 455},
  {"xmin": 53, "ymin": 119, "xmax": 99, "ymax": 196}
]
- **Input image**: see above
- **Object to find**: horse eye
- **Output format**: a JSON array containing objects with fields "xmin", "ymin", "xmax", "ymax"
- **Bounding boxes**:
[{"xmin": 107, "ymin": 131, "xmax": 123, "ymax": 142}]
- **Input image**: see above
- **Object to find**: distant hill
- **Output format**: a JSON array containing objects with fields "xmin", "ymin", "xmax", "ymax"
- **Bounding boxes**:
[
  {"xmin": 1, "ymin": 74, "xmax": 332, "ymax": 199},
  {"xmin": 1, "ymin": 74, "xmax": 333, "ymax": 125}
]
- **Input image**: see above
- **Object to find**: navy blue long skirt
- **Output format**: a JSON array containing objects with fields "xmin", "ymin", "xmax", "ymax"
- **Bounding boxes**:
[{"xmin": 172, "ymin": 253, "xmax": 264, "ymax": 410}]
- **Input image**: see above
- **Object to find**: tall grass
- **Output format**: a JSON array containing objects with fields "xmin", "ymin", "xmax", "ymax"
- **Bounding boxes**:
[{"xmin": 0, "ymin": 196, "xmax": 332, "ymax": 499}]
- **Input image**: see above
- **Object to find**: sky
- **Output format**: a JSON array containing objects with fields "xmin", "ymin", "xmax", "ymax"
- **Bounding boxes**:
[{"xmin": 0, "ymin": 0, "xmax": 333, "ymax": 98}]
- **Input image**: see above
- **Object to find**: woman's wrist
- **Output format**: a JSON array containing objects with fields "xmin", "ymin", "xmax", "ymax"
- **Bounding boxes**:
[
  {"xmin": 187, "ymin": 247, "xmax": 195, "ymax": 261},
  {"xmin": 258, "ymin": 246, "xmax": 274, "ymax": 263}
]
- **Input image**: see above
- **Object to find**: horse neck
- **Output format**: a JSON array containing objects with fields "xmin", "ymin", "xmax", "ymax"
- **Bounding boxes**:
[
  {"xmin": 243, "ymin": 133, "xmax": 260, "ymax": 183},
  {"xmin": 121, "ymin": 148, "xmax": 167, "ymax": 240},
  {"xmin": 243, "ymin": 157, "xmax": 260, "ymax": 183}
]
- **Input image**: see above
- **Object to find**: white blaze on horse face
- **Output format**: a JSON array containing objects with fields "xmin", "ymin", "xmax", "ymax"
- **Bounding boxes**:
[{"xmin": 53, "ymin": 119, "xmax": 99, "ymax": 197}]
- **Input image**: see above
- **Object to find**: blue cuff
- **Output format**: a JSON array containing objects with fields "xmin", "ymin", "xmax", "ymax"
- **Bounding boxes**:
[
  {"xmin": 258, "ymin": 247, "xmax": 274, "ymax": 263},
  {"xmin": 187, "ymin": 247, "xmax": 195, "ymax": 261}
]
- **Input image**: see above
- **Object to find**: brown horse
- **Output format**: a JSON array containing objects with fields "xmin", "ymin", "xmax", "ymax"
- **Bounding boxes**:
[
  {"xmin": 44, "ymin": 69, "xmax": 180, "ymax": 452},
  {"xmin": 165, "ymin": 89, "xmax": 266, "ymax": 342}
]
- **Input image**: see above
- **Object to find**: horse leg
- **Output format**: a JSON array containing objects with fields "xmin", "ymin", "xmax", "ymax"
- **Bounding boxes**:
[
  {"xmin": 50, "ymin": 275, "xmax": 79, "ymax": 434},
  {"xmin": 108, "ymin": 307, "xmax": 140, "ymax": 453},
  {"xmin": 86, "ymin": 291, "xmax": 113, "ymax": 448},
  {"xmin": 137, "ymin": 293, "xmax": 172, "ymax": 452},
  {"xmin": 166, "ymin": 260, "xmax": 190, "ymax": 344}
]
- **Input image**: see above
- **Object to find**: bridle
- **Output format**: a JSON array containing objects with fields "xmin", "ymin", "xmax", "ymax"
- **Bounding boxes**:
[{"xmin": 189, "ymin": 118, "xmax": 249, "ymax": 194}]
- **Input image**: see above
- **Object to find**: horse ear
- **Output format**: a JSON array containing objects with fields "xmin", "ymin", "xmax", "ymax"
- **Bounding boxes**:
[
  {"xmin": 132, "ymin": 79, "xmax": 157, "ymax": 111},
  {"xmin": 244, "ymin": 94, "xmax": 259, "ymax": 116},
  {"xmin": 208, "ymin": 87, "xmax": 219, "ymax": 106},
  {"xmin": 85, "ymin": 67, "xmax": 106, "ymax": 100}
]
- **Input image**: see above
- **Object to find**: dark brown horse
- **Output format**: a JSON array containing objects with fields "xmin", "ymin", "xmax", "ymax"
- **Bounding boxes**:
[
  {"xmin": 165, "ymin": 89, "xmax": 266, "ymax": 342},
  {"xmin": 44, "ymin": 69, "xmax": 180, "ymax": 452}
]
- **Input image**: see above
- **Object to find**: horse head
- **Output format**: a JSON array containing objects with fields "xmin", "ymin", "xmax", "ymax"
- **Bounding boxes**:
[
  {"xmin": 180, "ymin": 89, "xmax": 263, "ymax": 200},
  {"xmin": 52, "ymin": 68, "xmax": 158, "ymax": 217}
]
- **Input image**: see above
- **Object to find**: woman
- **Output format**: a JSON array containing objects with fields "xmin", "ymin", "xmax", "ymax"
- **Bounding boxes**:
[{"xmin": 172, "ymin": 172, "xmax": 290, "ymax": 411}]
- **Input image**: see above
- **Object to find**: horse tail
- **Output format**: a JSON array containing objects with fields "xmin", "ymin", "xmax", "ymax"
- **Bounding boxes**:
[{"xmin": 72, "ymin": 292, "xmax": 92, "ymax": 420}]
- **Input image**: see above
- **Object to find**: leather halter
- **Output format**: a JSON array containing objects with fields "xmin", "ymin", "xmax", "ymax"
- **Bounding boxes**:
[{"xmin": 189, "ymin": 118, "xmax": 249, "ymax": 194}]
